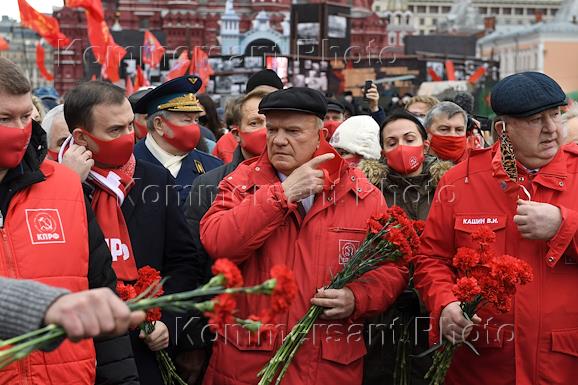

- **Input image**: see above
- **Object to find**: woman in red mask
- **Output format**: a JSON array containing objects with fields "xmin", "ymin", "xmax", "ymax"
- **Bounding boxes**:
[{"xmin": 359, "ymin": 111, "xmax": 453, "ymax": 385}]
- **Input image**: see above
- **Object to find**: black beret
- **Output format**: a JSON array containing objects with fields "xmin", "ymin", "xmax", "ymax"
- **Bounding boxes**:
[
  {"xmin": 491, "ymin": 72, "xmax": 567, "ymax": 117},
  {"xmin": 326, "ymin": 98, "xmax": 344, "ymax": 113},
  {"xmin": 258, "ymin": 87, "xmax": 328, "ymax": 120},
  {"xmin": 128, "ymin": 88, "xmax": 153, "ymax": 110},
  {"xmin": 246, "ymin": 69, "xmax": 284, "ymax": 93}
]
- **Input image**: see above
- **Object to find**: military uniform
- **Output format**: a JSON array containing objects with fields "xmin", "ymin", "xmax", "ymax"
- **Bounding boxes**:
[{"xmin": 133, "ymin": 75, "xmax": 223, "ymax": 205}]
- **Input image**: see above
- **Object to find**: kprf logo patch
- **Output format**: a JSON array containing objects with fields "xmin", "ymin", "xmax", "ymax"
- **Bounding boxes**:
[
  {"xmin": 25, "ymin": 209, "xmax": 66, "ymax": 244},
  {"xmin": 339, "ymin": 239, "xmax": 360, "ymax": 265}
]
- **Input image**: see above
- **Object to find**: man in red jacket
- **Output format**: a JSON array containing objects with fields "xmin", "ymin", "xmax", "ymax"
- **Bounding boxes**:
[
  {"xmin": 200, "ymin": 87, "xmax": 407, "ymax": 385},
  {"xmin": 0, "ymin": 58, "xmax": 139, "ymax": 384},
  {"xmin": 413, "ymin": 71, "xmax": 578, "ymax": 385}
]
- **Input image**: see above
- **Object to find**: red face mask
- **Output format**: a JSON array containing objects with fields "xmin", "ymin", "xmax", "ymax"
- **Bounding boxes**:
[
  {"xmin": 323, "ymin": 120, "xmax": 341, "ymax": 140},
  {"xmin": 239, "ymin": 127, "xmax": 266, "ymax": 157},
  {"xmin": 46, "ymin": 148, "xmax": 60, "ymax": 161},
  {"xmin": 82, "ymin": 130, "xmax": 134, "ymax": 168},
  {"xmin": 161, "ymin": 116, "xmax": 201, "ymax": 152},
  {"xmin": 384, "ymin": 145, "xmax": 425, "ymax": 175},
  {"xmin": 0, "ymin": 121, "xmax": 32, "ymax": 169},
  {"xmin": 312, "ymin": 131, "xmax": 345, "ymax": 191},
  {"xmin": 133, "ymin": 119, "xmax": 148, "ymax": 140},
  {"xmin": 430, "ymin": 134, "xmax": 466, "ymax": 163}
]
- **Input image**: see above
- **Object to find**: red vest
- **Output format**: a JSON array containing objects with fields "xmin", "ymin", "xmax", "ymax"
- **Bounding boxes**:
[{"xmin": 0, "ymin": 160, "xmax": 96, "ymax": 385}]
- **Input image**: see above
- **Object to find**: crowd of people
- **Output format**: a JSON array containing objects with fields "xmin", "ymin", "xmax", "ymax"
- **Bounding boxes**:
[{"xmin": 1, "ymin": 55, "xmax": 578, "ymax": 385}]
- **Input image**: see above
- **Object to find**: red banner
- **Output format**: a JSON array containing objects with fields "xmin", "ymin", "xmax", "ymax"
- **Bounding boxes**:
[
  {"xmin": 427, "ymin": 67, "xmax": 442, "ymax": 82},
  {"xmin": 65, "ymin": 0, "xmax": 104, "ymax": 20},
  {"xmin": 125, "ymin": 75, "xmax": 134, "ymax": 96},
  {"xmin": 85, "ymin": 9, "xmax": 126, "ymax": 83},
  {"xmin": 142, "ymin": 30, "xmax": 165, "ymax": 69},
  {"xmin": 468, "ymin": 66, "xmax": 487, "ymax": 85},
  {"xmin": 36, "ymin": 42, "xmax": 54, "ymax": 81},
  {"xmin": 166, "ymin": 50, "xmax": 190, "ymax": 81},
  {"xmin": 445, "ymin": 60, "xmax": 456, "ymax": 81},
  {"xmin": 18, "ymin": 0, "xmax": 70, "ymax": 48},
  {"xmin": 134, "ymin": 65, "xmax": 150, "ymax": 90},
  {"xmin": 0, "ymin": 35, "xmax": 9, "ymax": 51},
  {"xmin": 190, "ymin": 47, "xmax": 213, "ymax": 93}
]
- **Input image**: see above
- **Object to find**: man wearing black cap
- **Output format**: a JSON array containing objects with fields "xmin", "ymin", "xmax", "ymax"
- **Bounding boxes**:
[
  {"xmin": 412, "ymin": 72, "xmax": 578, "ymax": 385},
  {"xmin": 199, "ymin": 87, "xmax": 407, "ymax": 385},
  {"xmin": 133, "ymin": 75, "xmax": 223, "ymax": 205},
  {"xmin": 324, "ymin": 98, "xmax": 345, "ymax": 140}
]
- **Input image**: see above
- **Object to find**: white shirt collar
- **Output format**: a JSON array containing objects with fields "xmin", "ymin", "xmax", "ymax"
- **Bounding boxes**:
[{"xmin": 144, "ymin": 133, "xmax": 187, "ymax": 177}]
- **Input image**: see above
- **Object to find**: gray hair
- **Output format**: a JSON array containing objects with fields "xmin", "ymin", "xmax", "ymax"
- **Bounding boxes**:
[
  {"xmin": 146, "ymin": 110, "xmax": 170, "ymax": 132},
  {"xmin": 41, "ymin": 104, "xmax": 65, "ymax": 140},
  {"xmin": 423, "ymin": 101, "xmax": 467, "ymax": 131}
]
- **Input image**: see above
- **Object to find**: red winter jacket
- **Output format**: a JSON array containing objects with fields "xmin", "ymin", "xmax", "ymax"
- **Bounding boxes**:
[
  {"xmin": 200, "ymin": 153, "xmax": 408, "ymax": 385},
  {"xmin": 413, "ymin": 143, "xmax": 578, "ymax": 385},
  {"xmin": 0, "ymin": 160, "xmax": 96, "ymax": 385}
]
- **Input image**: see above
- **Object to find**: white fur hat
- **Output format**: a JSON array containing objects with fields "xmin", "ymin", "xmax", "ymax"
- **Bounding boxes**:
[{"xmin": 329, "ymin": 115, "xmax": 381, "ymax": 160}]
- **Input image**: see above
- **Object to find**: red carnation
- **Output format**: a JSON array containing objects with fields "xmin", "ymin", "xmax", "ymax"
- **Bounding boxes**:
[
  {"xmin": 268, "ymin": 265, "xmax": 298, "ymax": 317},
  {"xmin": 205, "ymin": 294, "xmax": 237, "ymax": 334},
  {"xmin": 452, "ymin": 277, "xmax": 481, "ymax": 303},
  {"xmin": 116, "ymin": 281, "xmax": 137, "ymax": 302},
  {"xmin": 146, "ymin": 307, "xmax": 162, "ymax": 323},
  {"xmin": 452, "ymin": 247, "xmax": 480, "ymax": 272},
  {"xmin": 212, "ymin": 259, "xmax": 244, "ymax": 288},
  {"xmin": 134, "ymin": 266, "xmax": 164, "ymax": 296},
  {"xmin": 385, "ymin": 227, "xmax": 412, "ymax": 261},
  {"xmin": 368, "ymin": 216, "xmax": 386, "ymax": 234},
  {"xmin": 413, "ymin": 220, "xmax": 426, "ymax": 236}
]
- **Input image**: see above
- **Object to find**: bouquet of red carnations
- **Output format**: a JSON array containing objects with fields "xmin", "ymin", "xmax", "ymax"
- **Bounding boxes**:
[
  {"xmin": 0, "ymin": 259, "xmax": 296, "ymax": 375},
  {"xmin": 258, "ymin": 207, "xmax": 420, "ymax": 385},
  {"xmin": 423, "ymin": 226, "xmax": 534, "ymax": 385},
  {"xmin": 117, "ymin": 266, "xmax": 185, "ymax": 385}
]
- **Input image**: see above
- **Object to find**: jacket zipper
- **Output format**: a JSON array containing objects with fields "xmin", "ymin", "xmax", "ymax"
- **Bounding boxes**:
[{"xmin": 1, "ymin": 211, "xmax": 29, "ymax": 384}]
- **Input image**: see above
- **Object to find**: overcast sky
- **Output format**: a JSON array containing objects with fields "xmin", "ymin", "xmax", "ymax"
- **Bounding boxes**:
[{"xmin": 3, "ymin": 0, "xmax": 64, "ymax": 21}]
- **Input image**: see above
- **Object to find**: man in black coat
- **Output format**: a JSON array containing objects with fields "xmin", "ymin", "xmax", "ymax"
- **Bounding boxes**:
[{"xmin": 61, "ymin": 81, "xmax": 202, "ymax": 385}]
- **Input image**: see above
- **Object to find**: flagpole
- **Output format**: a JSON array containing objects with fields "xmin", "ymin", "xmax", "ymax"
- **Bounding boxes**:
[{"xmin": 19, "ymin": 24, "xmax": 32, "ymax": 85}]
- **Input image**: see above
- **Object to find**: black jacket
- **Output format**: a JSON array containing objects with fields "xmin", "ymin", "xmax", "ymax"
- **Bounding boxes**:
[
  {"xmin": 85, "ymin": 159, "xmax": 202, "ymax": 385},
  {"xmin": 176, "ymin": 146, "xmax": 245, "ymax": 351},
  {"xmin": 0, "ymin": 121, "xmax": 140, "ymax": 385},
  {"xmin": 183, "ymin": 146, "xmax": 245, "ymax": 281}
]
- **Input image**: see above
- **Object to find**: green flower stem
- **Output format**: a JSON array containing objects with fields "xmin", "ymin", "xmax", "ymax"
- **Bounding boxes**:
[
  {"xmin": 0, "ymin": 324, "xmax": 60, "ymax": 348},
  {"xmin": 0, "ymin": 278, "xmax": 278, "ymax": 370}
]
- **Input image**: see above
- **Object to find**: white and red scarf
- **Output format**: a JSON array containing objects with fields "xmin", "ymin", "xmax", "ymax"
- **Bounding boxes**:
[{"xmin": 60, "ymin": 136, "xmax": 138, "ymax": 281}]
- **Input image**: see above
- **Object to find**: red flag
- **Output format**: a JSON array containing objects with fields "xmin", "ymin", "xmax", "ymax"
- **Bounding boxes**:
[
  {"xmin": 166, "ymin": 50, "xmax": 190, "ymax": 81},
  {"xmin": 427, "ymin": 67, "xmax": 442, "ymax": 82},
  {"xmin": 18, "ymin": 0, "xmax": 70, "ymax": 48},
  {"xmin": 468, "ymin": 66, "xmax": 487, "ymax": 85},
  {"xmin": 0, "ymin": 35, "xmax": 9, "ymax": 51},
  {"xmin": 36, "ymin": 42, "xmax": 53, "ymax": 81},
  {"xmin": 134, "ymin": 65, "xmax": 150, "ymax": 90},
  {"xmin": 85, "ymin": 10, "xmax": 126, "ymax": 83},
  {"xmin": 445, "ymin": 60, "xmax": 456, "ymax": 81},
  {"xmin": 65, "ymin": 0, "xmax": 104, "ymax": 20},
  {"xmin": 142, "ymin": 30, "xmax": 165, "ymax": 69},
  {"xmin": 190, "ymin": 47, "xmax": 213, "ymax": 93},
  {"xmin": 125, "ymin": 75, "xmax": 134, "ymax": 96}
]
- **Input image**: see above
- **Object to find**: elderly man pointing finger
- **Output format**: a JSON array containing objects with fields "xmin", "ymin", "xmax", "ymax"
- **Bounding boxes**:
[{"xmin": 200, "ymin": 87, "xmax": 407, "ymax": 385}]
